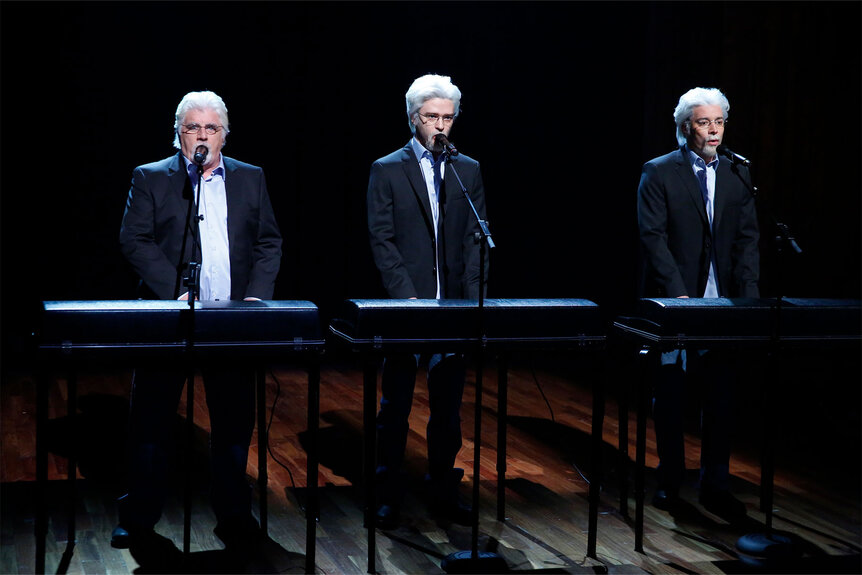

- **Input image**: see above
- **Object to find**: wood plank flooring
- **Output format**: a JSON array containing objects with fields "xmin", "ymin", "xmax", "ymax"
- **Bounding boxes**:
[{"xmin": 2, "ymin": 350, "xmax": 860, "ymax": 574}]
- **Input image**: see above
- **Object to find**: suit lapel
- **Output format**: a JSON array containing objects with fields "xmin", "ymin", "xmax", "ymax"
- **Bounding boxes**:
[
  {"xmin": 169, "ymin": 152, "xmax": 201, "ymax": 257},
  {"xmin": 441, "ymin": 161, "xmax": 457, "ymax": 231},
  {"xmin": 169, "ymin": 151, "xmax": 192, "ymax": 201},
  {"xmin": 442, "ymin": 161, "xmax": 457, "ymax": 208},
  {"xmin": 671, "ymin": 148, "xmax": 709, "ymax": 226},
  {"xmin": 400, "ymin": 142, "xmax": 436, "ymax": 239},
  {"xmin": 223, "ymin": 156, "xmax": 239, "ymax": 255},
  {"xmin": 712, "ymin": 159, "xmax": 731, "ymax": 234}
]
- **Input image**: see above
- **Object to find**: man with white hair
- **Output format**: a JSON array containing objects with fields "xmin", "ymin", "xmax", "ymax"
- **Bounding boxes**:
[
  {"xmin": 114, "ymin": 90, "xmax": 282, "ymax": 550},
  {"xmin": 637, "ymin": 87, "xmax": 759, "ymax": 521},
  {"xmin": 367, "ymin": 74, "xmax": 489, "ymax": 528}
]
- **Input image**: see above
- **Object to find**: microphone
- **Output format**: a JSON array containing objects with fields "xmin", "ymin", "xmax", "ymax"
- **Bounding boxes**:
[
  {"xmin": 717, "ymin": 144, "xmax": 751, "ymax": 166},
  {"xmin": 434, "ymin": 133, "xmax": 459, "ymax": 157},
  {"xmin": 193, "ymin": 145, "xmax": 208, "ymax": 165}
]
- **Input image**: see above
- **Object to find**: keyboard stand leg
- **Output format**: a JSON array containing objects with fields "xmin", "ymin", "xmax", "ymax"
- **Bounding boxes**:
[{"xmin": 363, "ymin": 357, "xmax": 378, "ymax": 574}]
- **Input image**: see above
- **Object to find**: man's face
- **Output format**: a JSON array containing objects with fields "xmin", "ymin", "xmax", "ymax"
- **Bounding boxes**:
[
  {"xmin": 178, "ymin": 108, "xmax": 225, "ymax": 169},
  {"xmin": 684, "ymin": 104, "xmax": 724, "ymax": 162},
  {"xmin": 412, "ymin": 97, "xmax": 456, "ymax": 153}
]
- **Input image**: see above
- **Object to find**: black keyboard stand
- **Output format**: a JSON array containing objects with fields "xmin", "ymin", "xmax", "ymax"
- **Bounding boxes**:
[
  {"xmin": 329, "ymin": 298, "xmax": 606, "ymax": 573},
  {"xmin": 35, "ymin": 300, "xmax": 324, "ymax": 574},
  {"xmin": 612, "ymin": 297, "xmax": 861, "ymax": 556}
]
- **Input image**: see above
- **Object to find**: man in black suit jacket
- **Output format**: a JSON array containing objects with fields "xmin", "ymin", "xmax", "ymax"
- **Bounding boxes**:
[
  {"xmin": 113, "ymin": 91, "xmax": 282, "ymax": 550},
  {"xmin": 637, "ymin": 87, "xmax": 759, "ymax": 521},
  {"xmin": 367, "ymin": 74, "xmax": 488, "ymax": 528}
]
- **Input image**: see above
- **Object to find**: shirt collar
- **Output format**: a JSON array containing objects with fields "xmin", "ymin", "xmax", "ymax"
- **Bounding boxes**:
[
  {"xmin": 410, "ymin": 136, "xmax": 432, "ymax": 163},
  {"xmin": 410, "ymin": 136, "xmax": 442, "ymax": 166},
  {"xmin": 685, "ymin": 144, "xmax": 719, "ymax": 171},
  {"xmin": 183, "ymin": 152, "xmax": 226, "ymax": 181}
]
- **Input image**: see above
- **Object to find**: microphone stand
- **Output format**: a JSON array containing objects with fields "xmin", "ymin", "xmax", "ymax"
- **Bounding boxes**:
[
  {"xmin": 728, "ymin": 156, "xmax": 803, "ymax": 568},
  {"xmin": 180, "ymin": 159, "xmax": 204, "ymax": 557},
  {"xmin": 438, "ymin": 152, "xmax": 507, "ymax": 574},
  {"xmin": 186, "ymin": 160, "xmax": 204, "ymax": 308}
]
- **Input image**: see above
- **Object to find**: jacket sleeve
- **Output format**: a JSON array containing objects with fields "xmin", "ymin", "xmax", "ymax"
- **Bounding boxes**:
[
  {"xmin": 118, "ymin": 167, "xmax": 182, "ymax": 300},
  {"xmin": 637, "ymin": 161, "xmax": 688, "ymax": 297},
  {"xmin": 243, "ymin": 168, "xmax": 282, "ymax": 300},
  {"xmin": 730, "ymin": 169, "xmax": 760, "ymax": 297},
  {"xmin": 367, "ymin": 161, "xmax": 418, "ymax": 298},
  {"xmin": 460, "ymin": 160, "xmax": 488, "ymax": 299}
]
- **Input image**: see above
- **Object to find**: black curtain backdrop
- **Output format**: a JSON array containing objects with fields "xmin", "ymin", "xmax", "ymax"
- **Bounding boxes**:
[{"xmin": 1, "ymin": 1, "xmax": 860, "ymax": 363}]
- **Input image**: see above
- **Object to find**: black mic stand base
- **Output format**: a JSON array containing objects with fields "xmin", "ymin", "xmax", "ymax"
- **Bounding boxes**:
[
  {"xmin": 736, "ymin": 531, "xmax": 802, "ymax": 570},
  {"xmin": 441, "ymin": 550, "xmax": 509, "ymax": 574}
]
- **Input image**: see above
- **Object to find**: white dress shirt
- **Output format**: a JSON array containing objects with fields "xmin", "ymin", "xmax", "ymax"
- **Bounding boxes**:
[{"xmin": 184, "ymin": 155, "xmax": 231, "ymax": 301}]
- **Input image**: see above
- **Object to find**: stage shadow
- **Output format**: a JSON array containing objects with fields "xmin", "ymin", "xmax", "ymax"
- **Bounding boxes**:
[
  {"xmin": 127, "ymin": 532, "xmax": 307, "ymax": 574},
  {"xmin": 381, "ymin": 523, "xmax": 547, "ymax": 574},
  {"xmin": 299, "ymin": 409, "xmax": 364, "ymax": 487},
  {"xmin": 43, "ymin": 393, "xmax": 129, "ymax": 484},
  {"xmin": 713, "ymin": 553, "xmax": 862, "ymax": 574},
  {"xmin": 505, "ymin": 414, "xmax": 622, "ymax": 481},
  {"xmin": 43, "ymin": 392, "xmax": 212, "ymax": 490}
]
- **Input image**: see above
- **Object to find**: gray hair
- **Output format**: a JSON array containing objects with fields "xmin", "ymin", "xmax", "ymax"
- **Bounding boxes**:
[
  {"xmin": 673, "ymin": 87, "xmax": 730, "ymax": 146},
  {"xmin": 405, "ymin": 74, "xmax": 462, "ymax": 134},
  {"xmin": 172, "ymin": 90, "xmax": 230, "ymax": 149}
]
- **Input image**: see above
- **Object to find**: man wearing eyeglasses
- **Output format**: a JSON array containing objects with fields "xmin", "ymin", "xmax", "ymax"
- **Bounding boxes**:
[
  {"xmin": 366, "ymin": 74, "xmax": 488, "ymax": 529},
  {"xmin": 114, "ymin": 91, "xmax": 282, "ymax": 552},
  {"xmin": 637, "ymin": 87, "xmax": 759, "ymax": 522}
]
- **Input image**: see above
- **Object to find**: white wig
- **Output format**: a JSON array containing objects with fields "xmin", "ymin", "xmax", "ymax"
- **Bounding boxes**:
[
  {"xmin": 172, "ymin": 90, "xmax": 230, "ymax": 149},
  {"xmin": 405, "ymin": 74, "xmax": 462, "ymax": 134},
  {"xmin": 673, "ymin": 87, "xmax": 730, "ymax": 146}
]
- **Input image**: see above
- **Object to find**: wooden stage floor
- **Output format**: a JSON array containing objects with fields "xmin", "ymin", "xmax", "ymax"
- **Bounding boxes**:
[{"xmin": 2, "ymin": 351, "xmax": 860, "ymax": 574}]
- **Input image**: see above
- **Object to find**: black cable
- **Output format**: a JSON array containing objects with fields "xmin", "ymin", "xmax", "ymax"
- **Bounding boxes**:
[
  {"xmin": 527, "ymin": 354, "xmax": 591, "ymax": 486},
  {"xmin": 528, "ymin": 354, "xmax": 556, "ymax": 425},
  {"xmin": 264, "ymin": 369, "xmax": 306, "ymax": 516}
]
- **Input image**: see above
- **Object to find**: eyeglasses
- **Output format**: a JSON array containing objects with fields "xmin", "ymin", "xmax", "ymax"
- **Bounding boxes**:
[
  {"xmin": 691, "ymin": 118, "xmax": 726, "ymax": 129},
  {"xmin": 417, "ymin": 112, "xmax": 456, "ymax": 125},
  {"xmin": 182, "ymin": 123, "xmax": 223, "ymax": 135}
]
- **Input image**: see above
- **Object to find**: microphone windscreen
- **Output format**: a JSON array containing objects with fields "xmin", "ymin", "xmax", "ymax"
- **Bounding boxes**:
[{"xmin": 435, "ymin": 133, "xmax": 458, "ymax": 156}]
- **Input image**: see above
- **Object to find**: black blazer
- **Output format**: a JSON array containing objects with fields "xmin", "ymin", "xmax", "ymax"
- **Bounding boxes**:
[
  {"xmin": 637, "ymin": 147, "xmax": 760, "ymax": 298},
  {"xmin": 119, "ymin": 152, "xmax": 282, "ymax": 300},
  {"xmin": 367, "ymin": 142, "xmax": 489, "ymax": 299}
]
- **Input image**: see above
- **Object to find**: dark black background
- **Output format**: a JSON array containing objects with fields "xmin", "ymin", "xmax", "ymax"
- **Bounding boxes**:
[{"xmin": 2, "ymin": 1, "xmax": 860, "ymax": 361}]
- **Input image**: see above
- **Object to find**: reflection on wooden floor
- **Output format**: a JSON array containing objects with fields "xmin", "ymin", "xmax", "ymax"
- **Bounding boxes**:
[{"xmin": 2, "ymin": 351, "xmax": 860, "ymax": 574}]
